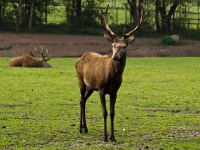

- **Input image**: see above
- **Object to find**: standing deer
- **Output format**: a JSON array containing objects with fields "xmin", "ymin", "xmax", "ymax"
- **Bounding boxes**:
[
  {"xmin": 9, "ymin": 45, "xmax": 52, "ymax": 68},
  {"xmin": 75, "ymin": 4, "xmax": 149, "ymax": 142}
]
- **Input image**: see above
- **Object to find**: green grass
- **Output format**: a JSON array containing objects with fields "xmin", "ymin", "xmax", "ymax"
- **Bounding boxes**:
[
  {"xmin": 0, "ymin": 57, "xmax": 200, "ymax": 149},
  {"xmin": 47, "ymin": 6, "xmax": 66, "ymax": 24}
]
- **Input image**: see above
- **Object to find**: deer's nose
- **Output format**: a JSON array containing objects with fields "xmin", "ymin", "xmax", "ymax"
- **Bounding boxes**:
[{"xmin": 112, "ymin": 53, "xmax": 120, "ymax": 61}]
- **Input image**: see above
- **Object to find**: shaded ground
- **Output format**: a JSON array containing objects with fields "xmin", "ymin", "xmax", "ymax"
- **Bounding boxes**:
[{"xmin": 0, "ymin": 33, "xmax": 200, "ymax": 57}]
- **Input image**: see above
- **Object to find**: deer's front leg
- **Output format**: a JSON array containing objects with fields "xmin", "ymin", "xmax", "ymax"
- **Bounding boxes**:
[
  {"xmin": 109, "ymin": 92, "xmax": 117, "ymax": 143},
  {"xmin": 99, "ymin": 90, "xmax": 108, "ymax": 142}
]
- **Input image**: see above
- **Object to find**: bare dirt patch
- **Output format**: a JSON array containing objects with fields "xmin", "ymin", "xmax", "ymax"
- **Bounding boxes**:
[{"xmin": 0, "ymin": 33, "xmax": 200, "ymax": 57}]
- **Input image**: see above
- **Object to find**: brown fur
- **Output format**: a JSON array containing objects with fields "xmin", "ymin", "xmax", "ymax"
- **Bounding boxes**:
[
  {"xmin": 9, "ymin": 55, "xmax": 52, "ymax": 67},
  {"xmin": 75, "ymin": 4, "xmax": 149, "ymax": 142},
  {"xmin": 76, "ymin": 52, "xmax": 125, "ymax": 92},
  {"xmin": 76, "ymin": 40, "xmax": 129, "ymax": 142}
]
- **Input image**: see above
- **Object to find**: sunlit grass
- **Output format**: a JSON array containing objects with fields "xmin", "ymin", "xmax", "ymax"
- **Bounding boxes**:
[{"xmin": 47, "ymin": 6, "xmax": 66, "ymax": 24}]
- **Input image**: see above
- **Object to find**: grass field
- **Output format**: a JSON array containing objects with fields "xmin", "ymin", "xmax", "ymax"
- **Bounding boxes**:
[{"xmin": 0, "ymin": 57, "xmax": 200, "ymax": 149}]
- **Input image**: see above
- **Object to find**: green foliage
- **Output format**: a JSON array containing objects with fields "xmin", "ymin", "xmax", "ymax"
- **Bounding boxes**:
[
  {"xmin": 79, "ymin": 28, "xmax": 102, "ymax": 35},
  {"xmin": 0, "ymin": 57, "xmax": 200, "ymax": 149},
  {"xmin": 65, "ymin": 0, "xmax": 102, "ymax": 29},
  {"xmin": 0, "ymin": 0, "xmax": 56, "ymax": 31},
  {"xmin": 160, "ymin": 35, "xmax": 176, "ymax": 45},
  {"xmin": 183, "ymin": 28, "xmax": 200, "ymax": 40},
  {"xmin": 1, "ymin": 1, "xmax": 200, "ymax": 39}
]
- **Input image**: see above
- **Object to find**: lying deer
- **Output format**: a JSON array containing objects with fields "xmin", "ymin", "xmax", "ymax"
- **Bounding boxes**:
[
  {"xmin": 9, "ymin": 45, "xmax": 52, "ymax": 68},
  {"xmin": 75, "ymin": 4, "xmax": 149, "ymax": 142}
]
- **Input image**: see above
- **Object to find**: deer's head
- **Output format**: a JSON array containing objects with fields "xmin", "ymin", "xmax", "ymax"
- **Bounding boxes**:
[
  {"xmin": 30, "ymin": 45, "xmax": 52, "ymax": 68},
  {"xmin": 101, "ymin": 4, "xmax": 150, "ymax": 61}
]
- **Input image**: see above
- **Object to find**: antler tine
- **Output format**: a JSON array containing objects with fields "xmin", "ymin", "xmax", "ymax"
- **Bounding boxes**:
[
  {"xmin": 35, "ymin": 47, "xmax": 40, "ymax": 54},
  {"xmin": 30, "ymin": 47, "xmax": 40, "ymax": 59},
  {"xmin": 124, "ymin": 4, "xmax": 150, "ymax": 38},
  {"xmin": 45, "ymin": 48, "xmax": 51, "ymax": 59},
  {"xmin": 45, "ymin": 48, "xmax": 48, "ymax": 54},
  {"xmin": 36, "ymin": 45, "xmax": 46, "ymax": 61},
  {"xmin": 123, "ymin": 27, "xmax": 126, "ymax": 37},
  {"xmin": 39, "ymin": 45, "xmax": 44, "ymax": 53},
  {"xmin": 101, "ymin": 4, "xmax": 117, "ymax": 38},
  {"xmin": 43, "ymin": 47, "xmax": 48, "ymax": 58},
  {"xmin": 101, "ymin": 4, "xmax": 108, "ymax": 27},
  {"xmin": 45, "ymin": 52, "xmax": 51, "ymax": 61},
  {"xmin": 39, "ymin": 46, "xmax": 51, "ymax": 62},
  {"xmin": 139, "ymin": 5, "xmax": 150, "ymax": 23},
  {"xmin": 43, "ymin": 48, "xmax": 51, "ymax": 61},
  {"xmin": 39, "ymin": 45, "xmax": 49, "ymax": 57}
]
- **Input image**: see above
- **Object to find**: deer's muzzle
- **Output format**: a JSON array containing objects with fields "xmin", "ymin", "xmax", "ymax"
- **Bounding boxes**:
[{"xmin": 112, "ymin": 53, "xmax": 120, "ymax": 61}]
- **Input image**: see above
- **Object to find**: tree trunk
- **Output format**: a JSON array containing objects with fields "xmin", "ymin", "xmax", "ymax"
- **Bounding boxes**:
[
  {"xmin": 28, "ymin": 0, "xmax": 35, "ymax": 29},
  {"xmin": 0, "ymin": 0, "xmax": 6, "ymax": 22},
  {"xmin": 18, "ymin": 0, "xmax": 23, "ymax": 29},
  {"xmin": 45, "ymin": 1, "xmax": 47, "ymax": 24},
  {"xmin": 0, "ymin": 1, "xmax": 2, "ymax": 25},
  {"xmin": 72, "ymin": 0, "xmax": 81, "ymax": 28},
  {"xmin": 127, "ymin": 0, "xmax": 138, "ymax": 28},
  {"xmin": 166, "ymin": 2, "xmax": 179, "ymax": 33},
  {"xmin": 160, "ymin": 1, "xmax": 167, "ymax": 34},
  {"xmin": 156, "ymin": 0, "xmax": 179, "ymax": 34},
  {"xmin": 24, "ymin": 0, "xmax": 28, "ymax": 25},
  {"xmin": 155, "ymin": 0, "xmax": 161, "ymax": 33}
]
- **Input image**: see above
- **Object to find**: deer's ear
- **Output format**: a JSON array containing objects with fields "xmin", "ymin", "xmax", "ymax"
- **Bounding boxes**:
[
  {"xmin": 103, "ymin": 32, "xmax": 114, "ymax": 43},
  {"xmin": 125, "ymin": 35, "xmax": 135, "ymax": 45}
]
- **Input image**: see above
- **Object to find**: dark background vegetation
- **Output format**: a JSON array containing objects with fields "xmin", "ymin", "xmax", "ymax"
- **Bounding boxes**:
[{"xmin": 0, "ymin": 0, "xmax": 200, "ymax": 39}]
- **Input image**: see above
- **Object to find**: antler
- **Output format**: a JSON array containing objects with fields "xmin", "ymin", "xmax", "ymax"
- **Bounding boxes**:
[
  {"xmin": 29, "ymin": 47, "xmax": 40, "ymax": 59},
  {"xmin": 101, "ymin": 4, "xmax": 117, "ymax": 39},
  {"xmin": 124, "ymin": 4, "xmax": 150, "ymax": 38},
  {"xmin": 38, "ymin": 45, "xmax": 51, "ymax": 61},
  {"xmin": 30, "ymin": 45, "xmax": 51, "ymax": 62}
]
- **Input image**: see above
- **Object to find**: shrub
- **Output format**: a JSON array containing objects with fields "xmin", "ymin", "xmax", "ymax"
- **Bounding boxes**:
[
  {"xmin": 160, "ymin": 35, "xmax": 176, "ymax": 45},
  {"xmin": 80, "ymin": 28, "xmax": 102, "ymax": 35}
]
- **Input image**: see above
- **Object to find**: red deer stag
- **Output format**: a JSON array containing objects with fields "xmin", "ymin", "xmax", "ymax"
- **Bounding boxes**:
[
  {"xmin": 75, "ymin": 4, "xmax": 149, "ymax": 142},
  {"xmin": 9, "ymin": 46, "xmax": 52, "ymax": 68}
]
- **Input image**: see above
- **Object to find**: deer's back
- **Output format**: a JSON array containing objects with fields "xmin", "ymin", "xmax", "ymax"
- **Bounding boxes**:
[
  {"xmin": 9, "ymin": 56, "xmax": 26, "ymax": 67},
  {"xmin": 24, "ymin": 57, "xmax": 43, "ymax": 67},
  {"xmin": 76, "ymin": 52, "xmax": 123, "ymax": 92},
  {"xmin": 9, "ymin": 56, "xmax": 43, "ymax": 67}
]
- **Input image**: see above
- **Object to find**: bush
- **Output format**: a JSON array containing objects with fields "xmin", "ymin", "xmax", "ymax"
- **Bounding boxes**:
[
  {"xmin": 80, "ymin": 28, "xmax": 102, "ymax": 35},
  {"xmin": 160, "ymin": 35, "xmax": 176, "ymax": 45}
]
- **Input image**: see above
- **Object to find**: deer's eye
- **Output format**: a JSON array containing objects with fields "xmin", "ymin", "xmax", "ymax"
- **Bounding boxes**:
[{"xmin": 123, "ymin": 46, "xmax": 126, "ymax": 49}]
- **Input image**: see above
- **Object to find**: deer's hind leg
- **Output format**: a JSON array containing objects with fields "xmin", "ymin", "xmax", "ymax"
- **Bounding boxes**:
[{"xmin": 79, "ymin": 86, "xmax": 93, "ymax": 134}]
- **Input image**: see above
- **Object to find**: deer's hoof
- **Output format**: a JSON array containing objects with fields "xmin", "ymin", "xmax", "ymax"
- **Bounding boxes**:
[
  {"xmin": 79, "ymin": 127, "xmax": 83, "ymax": 134},
  {"xmin": 103, "ymin": 134, "xmax": 108, "ymax": 142},
  {"xmin": 84, "ymin": 128, "xmax": 88, "ymax": 133},
  {"xmin": 109, "ymin": 135, "xmax": 117, "ymax": 143},
  {"xmin": 104, "ymin": 138, "xmax": 108, "ymax": 142}
]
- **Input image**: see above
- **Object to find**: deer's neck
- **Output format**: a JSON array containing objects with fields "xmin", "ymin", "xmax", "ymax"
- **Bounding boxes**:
[
  {"xmin": 34, "ymin": 60, "xmax": 44, "ymax": 67},
  {"xmin": 112, "ymin": 57, "xmax": 126, "ymax": 74}
]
